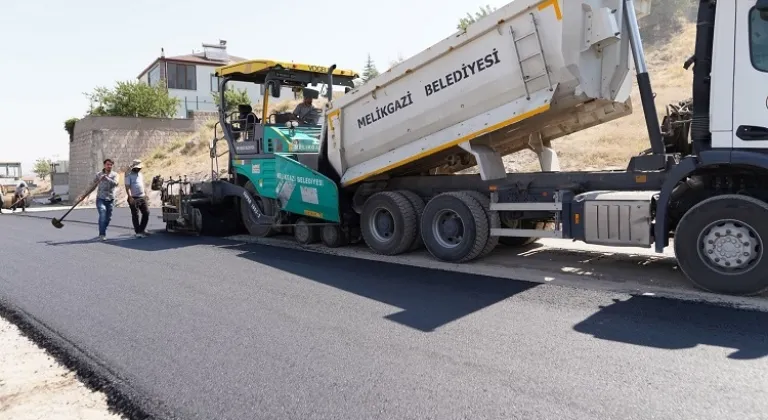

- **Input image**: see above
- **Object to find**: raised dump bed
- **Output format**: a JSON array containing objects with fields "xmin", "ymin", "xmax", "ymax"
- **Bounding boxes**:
[{"xmin": 325, "ymin": 0, "xmax": 651, "ymax": 186}]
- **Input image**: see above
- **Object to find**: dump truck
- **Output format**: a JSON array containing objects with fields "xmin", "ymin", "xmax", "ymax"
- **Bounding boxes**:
[{"xmin": 154, "ymin": 0, "xmax": 768, "ymax": 296}]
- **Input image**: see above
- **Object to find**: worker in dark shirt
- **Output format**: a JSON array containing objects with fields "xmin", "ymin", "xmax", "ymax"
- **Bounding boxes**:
[
  {"xmin": 10, "ymin": 181, "xmax": 29, "ymax": 212},
  {"xmin": 293, "ymin": 88, "xmax": 321, "ymax": 125}
]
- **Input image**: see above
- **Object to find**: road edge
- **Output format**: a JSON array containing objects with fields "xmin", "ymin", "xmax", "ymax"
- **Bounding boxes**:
[
  {"xmin": 0, "ymin": 296, "xmax": 178, "ymax": 420},
  {"xmin": 225, "ymin": 234, "xmax": 768, "ymax": 313}
]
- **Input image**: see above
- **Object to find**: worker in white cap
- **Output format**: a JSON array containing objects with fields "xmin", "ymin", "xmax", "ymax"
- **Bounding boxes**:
[{"xmin": 124, "ymin": 159, "xmax": 150, "ymax": 238}]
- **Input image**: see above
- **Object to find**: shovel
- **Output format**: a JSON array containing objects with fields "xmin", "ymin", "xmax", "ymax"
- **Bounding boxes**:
[
  {"xmin": 7, "ymin": 194, "xmax": 28, "ymax": 212},
  {"xmin": 51, "ymin": 181, "xmax": 100, "ymax": 229}
]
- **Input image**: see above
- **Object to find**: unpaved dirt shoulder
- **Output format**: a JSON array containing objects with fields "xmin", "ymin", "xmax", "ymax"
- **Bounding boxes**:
[
  {"xmin": 0, "ymin": 315, "xmax": 125, "ymax": 419},
  {"xmin": 0, "ymin": 300, "xmax": 173, "ymax": 420}
]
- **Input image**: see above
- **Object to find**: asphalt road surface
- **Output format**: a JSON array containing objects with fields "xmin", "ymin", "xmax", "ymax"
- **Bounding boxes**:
[{"xmin": 1, "ymin": 209, "xmax": 767, "ymax": 420}]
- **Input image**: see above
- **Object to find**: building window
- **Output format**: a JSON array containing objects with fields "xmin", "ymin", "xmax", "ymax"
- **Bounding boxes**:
[
  {"xmin": 750, "ymin": 8, "xmax": 768, "ymax": 72},
  {"xmin": 147, "ymin": 64, "xmax": 161, "ymax": 87},
  {"xmin": 167, "ymin": 63, "xmax": 197, "ymax": 90},
  {"xmin": 210, "ymin": 74, "xmax": 220, "ymax": 92}
]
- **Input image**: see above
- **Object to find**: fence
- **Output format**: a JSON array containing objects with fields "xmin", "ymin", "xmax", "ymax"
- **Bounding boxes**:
[
  {"xmin": 181, "ymin": 97, "xmax": 218, "ymax": 118},
  {"xmin": 178, "ymin": 87, "xmax": 302, "ymax": 118}
]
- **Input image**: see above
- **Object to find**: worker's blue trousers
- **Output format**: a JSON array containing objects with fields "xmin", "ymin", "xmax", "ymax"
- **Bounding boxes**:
[{"xmin": 96, "ymin": 198, "xmax": 114, "ymax": 236}]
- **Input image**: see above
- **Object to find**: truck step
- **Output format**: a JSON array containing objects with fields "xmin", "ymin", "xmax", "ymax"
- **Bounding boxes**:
[
  {"xmin": 490, "ymin": 202, "xmax": 562, "ymax": 211},
  {"xmin": 491, "ymin": 228, "xmax": 563, "ymax": 239}
]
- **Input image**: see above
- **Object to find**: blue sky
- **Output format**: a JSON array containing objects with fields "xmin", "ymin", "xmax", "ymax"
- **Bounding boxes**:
[{"xmin": 0, "ymin": 0, "xmax": 504, "ymax": 176}]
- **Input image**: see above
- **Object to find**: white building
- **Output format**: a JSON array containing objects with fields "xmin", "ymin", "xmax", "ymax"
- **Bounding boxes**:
[{"xmin": 137, "ymin": 40, "xmax": 295, "ymax": 118}]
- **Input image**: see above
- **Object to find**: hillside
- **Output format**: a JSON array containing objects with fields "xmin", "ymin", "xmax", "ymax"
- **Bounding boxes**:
[{"xmin": 134, "ymin": 21, "xmax": 696, "ymax": 208}]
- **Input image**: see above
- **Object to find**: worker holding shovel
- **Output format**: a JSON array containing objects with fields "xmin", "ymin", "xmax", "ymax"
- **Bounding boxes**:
[
  {"xmin": 9, "ymin": 181, "xmax": 30, "ymax": 213},
  {"xmin": 85, "ymin": 158, "xmax": 119, "ymax": 241},
  {"xmin": 51, "ymin": 159, "xmax": 118, "ymax": 233}
]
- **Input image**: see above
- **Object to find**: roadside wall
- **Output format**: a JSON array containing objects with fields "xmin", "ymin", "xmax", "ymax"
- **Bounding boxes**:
[{"xmin": 68, "ymin": 113, "xmax": 215, "ymax": 201}]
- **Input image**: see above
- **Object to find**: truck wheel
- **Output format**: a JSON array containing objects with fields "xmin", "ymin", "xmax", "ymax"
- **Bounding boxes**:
[
  {"xmin": 421, "ymin": 192, "xmax": 489, "ymax": 263},
  {"xmin": 321, "ymin": 224, "xmax": 348, "ymax": 248},
  {"xmin": 360, "ymin": 191, "xmax": 417, "ymax": 256},
  {"xmin": 674, "ymin": 194, "xmax": 768, "ymax": 296},
  {"xmin": 395, "ymin": 190, "xmax": 426, "ymax": 251},
  {"xmin": 294, "ymin": 217, "xmax": 319, "ymax": 244},
  {"xmin": 240, "ymin": 181, "xmax": 278, "ymax": 237},
  {"xmin": 462, "ymin": 191, "xmax": 500, "ymax": 257}
]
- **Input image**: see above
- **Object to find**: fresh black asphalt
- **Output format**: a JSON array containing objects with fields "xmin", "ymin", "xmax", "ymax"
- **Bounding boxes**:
[{"xmin": 1, "ymin": 208, "xmax": 767, "ymax": 420}]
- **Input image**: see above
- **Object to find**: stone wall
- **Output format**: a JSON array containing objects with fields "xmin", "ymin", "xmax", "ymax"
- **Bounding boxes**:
[
  {"xmin": 68, "ymin": 114, "xmax": 212, "ymax": 201},
  {"xmin": 192, "ymin": 111, "xmax": 218, "ymax": 130}
]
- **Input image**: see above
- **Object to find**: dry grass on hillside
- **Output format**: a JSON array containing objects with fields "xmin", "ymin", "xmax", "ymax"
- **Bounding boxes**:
[
  {"xmin": 505, "ymin": 22, "xmax": 696, "ymax": 172},
  {"xmin": 31, "ymin": 178, "xmax": 51, "ymax": 195},
  {"xmin": 142, "ymin": 97, "xmax": 326, "ymax": 180},
  {"xmin": 138, "ymin": 22, "xmax": 697, "ymax": 192}
]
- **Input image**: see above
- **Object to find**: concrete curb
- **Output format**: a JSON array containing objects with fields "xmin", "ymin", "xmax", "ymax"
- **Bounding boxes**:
[
  {"xmin": 0, "ymin": 205, "xmax": 96, "ymax": 214},
  {"xmin": 225, "ymin": 234, "xmax": 768, "ymax": 313}
]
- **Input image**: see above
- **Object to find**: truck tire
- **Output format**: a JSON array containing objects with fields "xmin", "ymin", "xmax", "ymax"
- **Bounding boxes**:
[
  {"xmin": 421, "ymin": 192, "xmax": 489, "ymax": 263},
  {"xmin": 321, "ymin": 224, "xmax": 348, "ymax": 248},
  {"xmin": 395, "ymin": 190, "xmax": 426, "ymax": 251},
  {"xmin": 674, "ymin": 194, "xmax": 768, "ymax": 296},
  {"xmin": 462, "ymin": 191, "xmax": 500, "ymax": 257},
  {"xmin": 294, "ymin": 217, "xmax": 319, "ymax": 244},
  {"xmin": 240, "ymin": 181, "xmax": 278, "ymax": 237},
  {"xmin": 360, "ymin": 191, "xmax": 418, "ymax": 256}
]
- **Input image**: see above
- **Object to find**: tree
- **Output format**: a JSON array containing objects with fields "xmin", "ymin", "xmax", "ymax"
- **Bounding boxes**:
[
  {"xmin": 33, "ymin": 158, "xmax": 53, "ymax": 181},
  {"xmin": 387, "ymin": 53, "xmax": 406, "ymax": 71},
  {"xmin": 64, "ymin": 117, "xmax": 78, "ymax": 142},
  {"xmin": 212, "ymin": 86, "xmax": 251, "ymax": 113},
  {"xmin": 362, "ymin": 54, "xmax": 380, "ymax": 82},
  {"xmin": 457, "ymin": 5, "xmax": 496, "ymax": 31},
  {"xmin": 354, "ymin": 54, "xmax": 380, "ymax": 87},
  {"xmin": 85, "ymin": 80, "xmax": 179, "ymax": 118}
]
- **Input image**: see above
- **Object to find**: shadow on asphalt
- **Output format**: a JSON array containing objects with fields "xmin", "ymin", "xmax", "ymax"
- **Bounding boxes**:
[
  {"xmin": 573, "ymin": 297, "xmax": 768, "ymax": 360},
  {"xmin": 39, "ymin": 238, "xmax": 104, "ymax": 246},
  {"xmin": 39, "ymin": 231, "xmax": 224, "ymax": 251},
  {"xmin": 225, "ymin": 243, "xmax": 538, "ymax": 332}
]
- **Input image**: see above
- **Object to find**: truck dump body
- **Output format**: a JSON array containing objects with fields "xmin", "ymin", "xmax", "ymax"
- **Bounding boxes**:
[{"xmin": 325, "ymin": 0, "xmax": 651, "ymax": 187}]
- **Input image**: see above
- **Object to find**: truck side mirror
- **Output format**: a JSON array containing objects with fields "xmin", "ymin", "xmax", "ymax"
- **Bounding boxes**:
[
  {"xmin": 345, "ymin": 87, "xmax": 351, "ymax": 94},
  {"xmin": 150, "ymin": 175, "xmax": 164, "ymax": 191},
  {"xmin": 758, "ymin": 0, "xmax": 768, "ymax": 18},
  {"xmin": 270, "ymin": 81, "xmax": 281, "ymax": 98}
]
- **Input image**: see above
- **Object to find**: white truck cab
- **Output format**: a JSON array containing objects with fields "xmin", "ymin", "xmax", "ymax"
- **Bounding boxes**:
[{"xmin": 712, "ymin": 1, "xmax": 768, "ymax": 149}]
